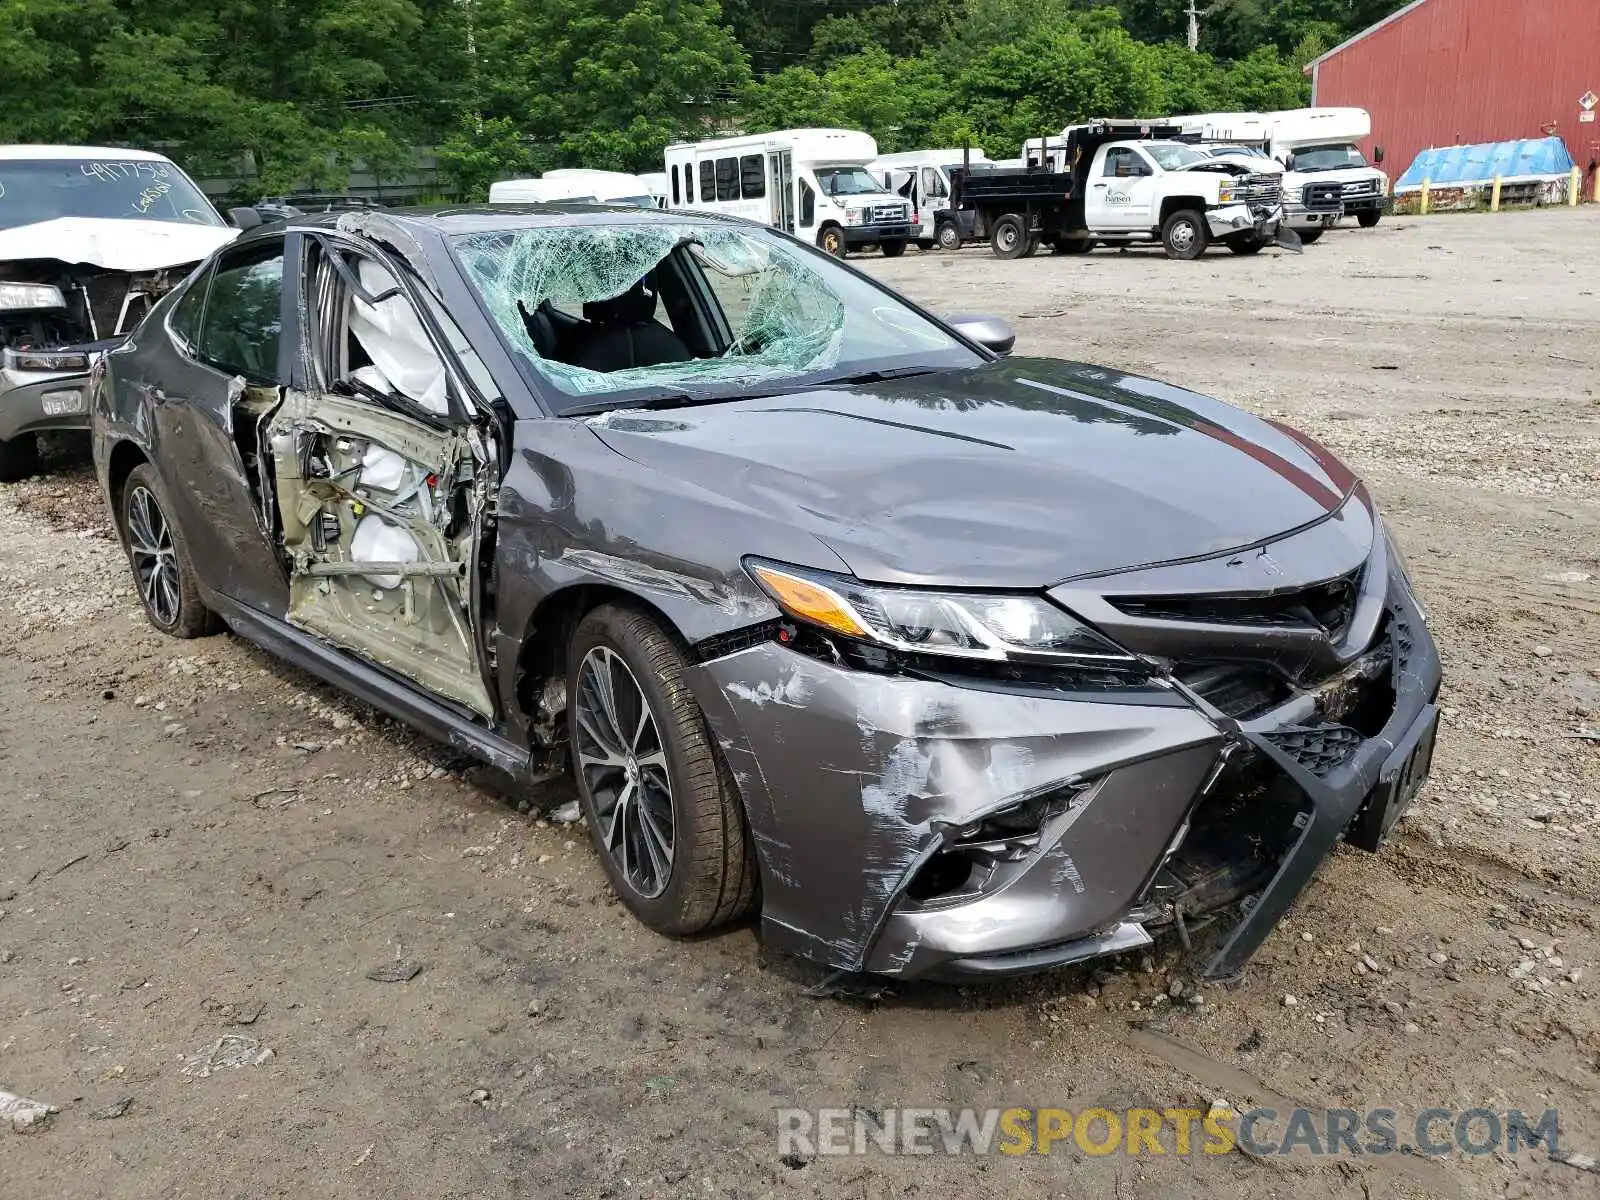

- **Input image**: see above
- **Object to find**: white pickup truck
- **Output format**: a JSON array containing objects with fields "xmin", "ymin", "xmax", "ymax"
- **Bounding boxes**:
[{"xmin": 955, "ymin": 121, "xmax": 1288, "ymax": 259}]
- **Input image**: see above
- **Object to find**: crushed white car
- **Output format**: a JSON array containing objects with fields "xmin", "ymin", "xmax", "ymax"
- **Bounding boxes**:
[{"xmin": 0, "ymin": 145, "xmax": 236, "ymax": 479}]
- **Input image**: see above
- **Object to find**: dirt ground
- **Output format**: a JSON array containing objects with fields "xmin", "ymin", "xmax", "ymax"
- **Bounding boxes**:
[{"xmin": 1, "ymin": 208, "xmax": 1596, "ymax": 1199}]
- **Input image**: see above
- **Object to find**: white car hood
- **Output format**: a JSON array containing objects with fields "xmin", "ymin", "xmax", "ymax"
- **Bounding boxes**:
[{"xmin": 0, "ymin": 217, "xmax": 238, "ymax": 272}]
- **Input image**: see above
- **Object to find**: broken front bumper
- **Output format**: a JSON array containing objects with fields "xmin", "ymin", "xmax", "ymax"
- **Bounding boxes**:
[
  {"xmin": 691, "ymin": 560, "xmax": 1440, "ymax": 983},
  {"xmin": 1206, "ymin": 203, "xmax": 1282, "ymax": 239}
]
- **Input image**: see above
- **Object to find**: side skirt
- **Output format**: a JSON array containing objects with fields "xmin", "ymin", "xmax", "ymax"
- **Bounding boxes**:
[{"xmin": 211, "ymin": 594, "xmax": 537, "ymax": 784}]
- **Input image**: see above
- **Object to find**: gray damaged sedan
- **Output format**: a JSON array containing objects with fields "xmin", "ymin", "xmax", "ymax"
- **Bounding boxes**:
[{"xmin": 91, "ymin": 205, "xmax": 1440, "ymax": 982}]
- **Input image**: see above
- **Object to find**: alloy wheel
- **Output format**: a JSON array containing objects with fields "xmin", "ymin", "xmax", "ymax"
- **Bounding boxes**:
[
  {"xmin": 573, "ymin": 646, "xmax": 675, "ymax": 899},
  {"xmin": 127, "ymin": 485, "xmax": 180, "ymax": 627}
]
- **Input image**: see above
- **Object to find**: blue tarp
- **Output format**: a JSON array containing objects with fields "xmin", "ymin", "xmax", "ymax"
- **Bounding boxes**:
[{"xmin": 1395, "ymin": 137, "xmax": 1575, "ymax": 190}]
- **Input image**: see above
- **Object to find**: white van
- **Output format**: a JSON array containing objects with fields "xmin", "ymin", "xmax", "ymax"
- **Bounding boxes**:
[
  {"xmin": 868, "ymin": 148, "xmax": 992, "ymax": 249},
  {"xmin": 664, "ymin": 128, "xmax": 913, "ymax": 257},
  {"xmin": 488, "ymin": 170, "xmax": 658, "ymax": 208}
]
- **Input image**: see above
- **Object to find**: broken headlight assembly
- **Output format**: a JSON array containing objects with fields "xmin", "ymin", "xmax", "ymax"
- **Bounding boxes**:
[
  {"xmin": 745, "ymin": 559, "xmax": 1151, "ymax": 690},
  {"xmin": 0, "ymin": 282, "xmax": 68, "ymax": 312}
]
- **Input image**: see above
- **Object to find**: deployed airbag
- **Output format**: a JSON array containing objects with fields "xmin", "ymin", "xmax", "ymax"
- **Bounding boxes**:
[{"xmin": 350, "ymin": 259, "xmax": 448, "ymax": 415}]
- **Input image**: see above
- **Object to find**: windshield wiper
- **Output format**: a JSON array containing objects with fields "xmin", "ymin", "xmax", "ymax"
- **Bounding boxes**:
[
  {"xmin": 562, "ymin": 386, "xmax": 762, "ymax": 418},
  {"xmin": 823, "ymin": 365, "xmax": 943, "ymax": 387}
]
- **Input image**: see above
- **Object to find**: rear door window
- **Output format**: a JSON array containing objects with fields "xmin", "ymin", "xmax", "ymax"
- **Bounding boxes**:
[{"xmin": 195, "ymin": 241, "xmax": 285, "ymax": 382}]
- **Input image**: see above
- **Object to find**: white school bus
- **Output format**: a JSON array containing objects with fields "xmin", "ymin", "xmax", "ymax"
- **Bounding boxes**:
[{"xmin": 663, "ymin": 128, "xmax": 913, "ymax": 257}]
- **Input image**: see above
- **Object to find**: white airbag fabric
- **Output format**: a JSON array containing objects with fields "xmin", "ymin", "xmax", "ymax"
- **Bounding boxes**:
[
  {"xmin": 349, "ymin": 259, "xmax": 448, "ymax": 415},
  {"xmin": 350, "ymin": 514, "xmax": 419, "ymax": 590}
]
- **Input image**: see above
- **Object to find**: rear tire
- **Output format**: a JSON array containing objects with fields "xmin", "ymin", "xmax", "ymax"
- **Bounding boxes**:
[
  {"xmin": 1021, "ymin": 235, "xmax": 1041, "ymax": 258},
  {"xmin": 935, "ymin": 221, "xmax": 961, "ymax": 250},
  {"xmin": 991, "ymin": 213, "xmax": 1028, "ymax": 259},
  {"xmin": 0, "ymin": 433, "xmax": 41, "ymax": 483},
  {"xmin": 1161, "ymin": 209, "xmax": 1210, "ymax": 260},
  {"xmin": 119, "ymin": 463, "xmax": 220, "ymax": 638},
  {"xmin": 879, "ymin": 239, "xmax": 906, "ymax": 258},
  {"xmin": 1357, "ymin": 210, "xmax": 1381, "ymax": 228},
  {"xmin": 1226, "ymin": 236, "xmax": 1267, "ymax": 256},
  {"xmin": 567, "ymin": 604, "xmax": 757, "ymax": 937},
  {"xmin": 1298, "ymin": 228, "xmax": 1324, "ymax": 245},
  {"xmin": 817, "ymin": 225, "xmax": 846, "ymax": 258}
]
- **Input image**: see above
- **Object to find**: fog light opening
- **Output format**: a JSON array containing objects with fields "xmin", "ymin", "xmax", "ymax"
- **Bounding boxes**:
[{"xmin": 904, "ymin": 783, "xmax": 1088, "ymax": 906}]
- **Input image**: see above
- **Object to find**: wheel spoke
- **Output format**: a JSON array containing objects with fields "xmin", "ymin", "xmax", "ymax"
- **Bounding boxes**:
[
  {"xmin": 636, "ymin": 793, "xmax": 673, "ymax": 885},
  {"xmin": 574, "ymin": 707, "xmax": 625, "ymax": 764}
]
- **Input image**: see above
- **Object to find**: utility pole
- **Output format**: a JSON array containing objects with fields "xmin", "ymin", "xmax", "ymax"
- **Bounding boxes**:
[{"xmin": 1185, "ymin": 0, "xmax": 1209, "ymax": 52}]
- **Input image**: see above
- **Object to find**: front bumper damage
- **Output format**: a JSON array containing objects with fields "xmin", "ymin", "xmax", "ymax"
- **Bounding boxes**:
[
  {"xmin": 0, "ymin": 347, "xmax": 113, "ymax": 440},
  {"xmin": 844, "ymin": 222, "xmax": 913, "ymax": 247},
  {"xmin": 691, "ymin": 531, "xmax": 1440, "ymax": 983},
  {"xmin": 1206, "ymin": 202, "xmax": 1282, "ymax": 240}
]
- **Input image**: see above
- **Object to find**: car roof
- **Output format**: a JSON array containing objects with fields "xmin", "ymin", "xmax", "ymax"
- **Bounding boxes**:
[{"xmin": 0, "ymin": 144, "xmax": 176, "ymax": 162}]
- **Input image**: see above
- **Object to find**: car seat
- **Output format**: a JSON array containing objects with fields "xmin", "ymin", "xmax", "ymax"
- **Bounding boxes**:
[{"xmin": 569, "ymin": 282, "xmax": 691, "ymax": 373}]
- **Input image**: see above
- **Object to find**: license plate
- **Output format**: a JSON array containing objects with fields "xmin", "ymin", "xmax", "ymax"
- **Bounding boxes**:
[
  {"xmin": 1348, "ymin": 706, "xmax": 1437, "ymax": 851},
  {"xmin": 41, "ymin": 388, "xmax": 86, "ymax": 416}
]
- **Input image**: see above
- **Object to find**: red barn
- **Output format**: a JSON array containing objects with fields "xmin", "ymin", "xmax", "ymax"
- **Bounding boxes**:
[{"xmin": 1308, "ymin": 0, "xmax": 1600, "ymax": 185}]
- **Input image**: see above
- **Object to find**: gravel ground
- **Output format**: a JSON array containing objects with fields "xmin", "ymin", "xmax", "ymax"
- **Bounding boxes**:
[{"xmin": 0, "ymin": 208, "xmax": 1596, "ymax": 1198}]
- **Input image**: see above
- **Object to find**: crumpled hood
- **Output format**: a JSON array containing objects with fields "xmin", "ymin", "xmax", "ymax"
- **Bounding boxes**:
[
  {"xmin": 588, "ymin": 358, "xmax": 1362, "ymax": 587},
  {"xmin": 0, "ymin": 217, "xmax": 237, "ymax": 272}
]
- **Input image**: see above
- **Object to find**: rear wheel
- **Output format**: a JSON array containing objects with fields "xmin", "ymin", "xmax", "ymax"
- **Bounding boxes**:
[
  {"xmin": 1053, "ymin": 237, "xmax": 1094, "ymax": 255},
  {"xmin": 935, "ymin": 221, "xmax": 961, "ymax": 250},
  {"xmin": 119, "ymin": 463, "xmax": 219, "ymax": 638},
  {"xmin": 1357, "ymin": 210, "xmax": 1381, "ymax": 228},
  {"xmin": 879, "ymin": 239, "xmax": 907, "ymax": 258},
  {"xmin": 0, "ymin": 433, "xmax": 40, "ymax": 483},
  {"xmin": 1226, "ymin": 235, "xmax": 1267, "ymax": 256},
  {"xmin": 1298, "ymin": 227, "xmax": 1324, "ymax": 245},
  {"xmin": 991, "ymin": 214, "xmax": 1028, "ymax": 259},
  {"xmin": 1161, "ymin": 208, "xmax": 1209, "ymax": 260},
  {"xmin": 817, "ymin": 225, "xmax": 846, "ymax": 257},
  {"xmin": 567, "ymin": 604, "xmax": 757, "ymax": 936},
  {"xmin": 916, "ymin": 238, "xmax": 934, "ymax": 251}
]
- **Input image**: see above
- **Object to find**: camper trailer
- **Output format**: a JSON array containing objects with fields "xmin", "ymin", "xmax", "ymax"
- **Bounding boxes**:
[
  {"xmin": 664, "ymin": 128, "xmax": 912, "ymax": 257},
  {"xmin": 869, "ymin": 148, "xmax": 993, "ymax": 249},
  {"xmin": 487, "ymin": 170, "xmax": 658, "ymax": 208}
]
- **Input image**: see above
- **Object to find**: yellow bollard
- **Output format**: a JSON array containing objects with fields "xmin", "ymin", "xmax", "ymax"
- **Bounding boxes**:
[
  {"xmin": 1420, "ymin": 177, "xmax": 1431, "ymax": 215},
  {"xmin": 1570, "ymin": 166, "xmax": 1581, "ymax": 206},
  {"xmin": 1490, "ymin": 175, "xmax": 1502, "ymax": 212}
]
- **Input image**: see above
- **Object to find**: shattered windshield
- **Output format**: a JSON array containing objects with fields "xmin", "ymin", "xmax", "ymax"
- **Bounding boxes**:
[
  {"xmin": 814, "ymin": 167, "xmax": 890, "ymax": 197},
  {"xmin": 451, "ymin": 221, "xmax": 980, "ymax": 412},
  {"xmin": 0, "ymin": 158, "xmax": 222, "ymax": 231},
  {"xmin": 1289, "ymin": 144, "xmax": 1368, "ymax": 172}
]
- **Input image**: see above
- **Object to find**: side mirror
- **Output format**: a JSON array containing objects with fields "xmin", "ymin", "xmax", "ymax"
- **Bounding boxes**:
[
  {"xmin": 1373, "ymin": 146, "xmax": 1386, "ymax": 164},
  {"xmin": 228, "ymin": 206, "xmax": 264, "ymax": 230},
  {"xmin": 947, "ymin": 312, "xmax": 1016, "ymax": 356}
]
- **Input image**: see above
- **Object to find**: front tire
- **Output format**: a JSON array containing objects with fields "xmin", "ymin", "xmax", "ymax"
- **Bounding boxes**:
[
  {"xmin": 1298, "ymin": 227, "xmax": 1324, "ymax": 245},
  {"xmin": 935, "ymin": 221, "xmax": 961, "ymax": 250},
  {"xmin": 1161, "ymin": 209, "xmax": 1209, "ymax": 260},
  {"xmin": 1053, "ymin": 237, "xmax": 1094, "ymax": 255},
  {"xmin": 1226, "ymin": 235, "xmax": 1267, "ymax": 256},
  {"xmin": 879, "ymin": 239, "xmax": 906, "ymax": 258},
  {"xmin": 817, "ymin": 225, "xmax": 846, "ymax": 258},
  {"xmin": 567, "ymin": 604, "xmax": 756, "ymax": 936},
  {"xmin": 0, "ymin": 433, "xmax": 40, "ymax": 483},
  {"xmin": 1357, "ymin": 210, "xmax": 1381, "ymax": 228},
  {"xmin": 916, "ymin": 238, "xmax": 934, "ymax": 251},
  {"xmin": 119, "ymin": 463, "xmax": 219, "ymax": 638},
  {"xmin": 990, "ymin": 213, "xmax": 1027, "ymax": 259}
]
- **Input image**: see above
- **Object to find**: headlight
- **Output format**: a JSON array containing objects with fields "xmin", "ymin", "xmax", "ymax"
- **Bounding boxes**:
[
  {"xmin": 746, "ymin": 560, "xmax": 1137, "ymax": 665},
  {"xmin": 844, "ymin": 207, "xmax": 864, "ymax": 226},
  {"xmin": 1381, "ymin": 517, "xmax": 1427, "ymax": 622},
  {"xmin": 0, "ymin": 282, "xmax": 67, "ymax": 311},
  {"xmin": 1218, "ymin": 184, "xmax": 1236, "ymax": 203},
  {"xmin": 1284, "ymin": 186, "xmax": 1303, "ymax": 201},
  {"xmin": 4, "ymin": 347, "xmax": 91, "ymax": 372}
]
